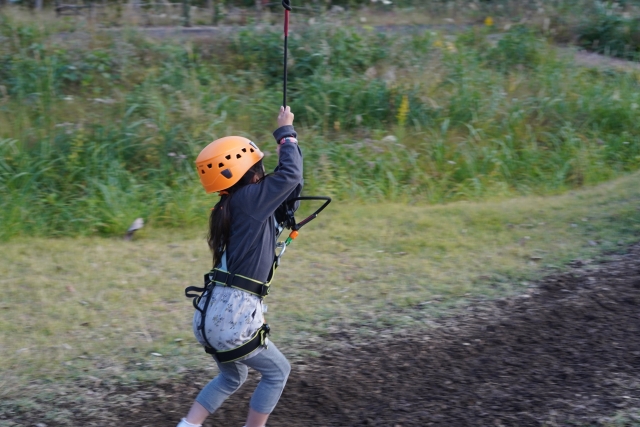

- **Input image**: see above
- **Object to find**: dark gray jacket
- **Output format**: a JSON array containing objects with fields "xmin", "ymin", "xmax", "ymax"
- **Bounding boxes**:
[{"xmin": 225, "ymin": 126, "xmax": 302, "ymax": 282}]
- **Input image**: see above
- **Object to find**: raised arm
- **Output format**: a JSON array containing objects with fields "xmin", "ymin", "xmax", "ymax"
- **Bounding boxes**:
[{"xmin": 239, "ymin": 107, "xmax": 304, "ymax": 221}]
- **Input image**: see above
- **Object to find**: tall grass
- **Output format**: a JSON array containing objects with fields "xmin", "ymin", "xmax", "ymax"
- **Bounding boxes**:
[{"xmin": 1, "ymin": 14, "xmax": 640, "ymax": 239}]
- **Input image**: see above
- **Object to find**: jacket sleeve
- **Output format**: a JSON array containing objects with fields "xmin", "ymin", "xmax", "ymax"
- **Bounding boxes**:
[
  {"xmin": 238, "ymin": 138, "xmax": 303, "ymax": 222},
  {"xmin": 273, "ymin": 127, "xmax": 303, "ymax": 223},
  {"xmin": 273, "ymin": 125, "xmax": 297, "ymax": 143}
]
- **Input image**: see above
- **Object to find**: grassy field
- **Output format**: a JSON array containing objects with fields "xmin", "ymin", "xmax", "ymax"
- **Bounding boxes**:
[
  {"xmin": 2, "ymin": 5, "xmax": 640, "ymax": 422},
  {"xmin": 1, "ymin": 171, "xmax": 639, "ymax": 398}
]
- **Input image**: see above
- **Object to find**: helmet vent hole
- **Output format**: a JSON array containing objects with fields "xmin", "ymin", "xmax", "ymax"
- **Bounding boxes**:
[
  {"xmin": 242, "ymin": 148, "xmax": 247, "ymax": 152},
  {"xmin": 225, "ymin": 155, "xmax": 231, "ymax": 160},
  {"xmin": 236, "ymin": 154, "xmax": 242, "ymax": 159},
  {"xmin": 250, "ymin": 148, "xmax": 254, "ymax": 152},
  {"xmin": 207, "ymin": 163, "xmax": 212, "ymax": 169},
  {"xmin": 218, "ymin": 163, "xmax": 224, "ymax": 168},
  {"xmin": 221, "ymin": 169, "xmax": 233, "ymax": 179},
  {"xmin": 201, "ymin": 170, "xmax": 205, "ymax": 174}
]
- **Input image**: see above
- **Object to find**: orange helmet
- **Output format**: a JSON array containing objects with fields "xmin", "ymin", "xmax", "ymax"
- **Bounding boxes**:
[{"xmin": 195, "ymin": 136, "xmax": 264, "ymax": 194}]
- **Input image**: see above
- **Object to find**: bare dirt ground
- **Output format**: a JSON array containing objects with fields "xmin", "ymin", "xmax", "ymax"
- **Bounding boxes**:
[
  {"xmin": 8, "ymin": 241, "xmax": 640, "ymax": 426},
  {"xmin": 570, "ymin": 49, "xmax": 640, "ymax": 73}
]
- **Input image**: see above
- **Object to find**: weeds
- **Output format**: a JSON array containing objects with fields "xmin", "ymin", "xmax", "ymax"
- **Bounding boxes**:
[{"xmin": 1, "ymin": 16, "xmax": 640, "ymax": 238}]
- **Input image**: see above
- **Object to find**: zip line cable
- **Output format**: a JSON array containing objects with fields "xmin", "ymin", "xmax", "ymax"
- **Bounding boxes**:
[{"xmin": 282, "ymin": 0, "xmax": 291, "ymax": 107}]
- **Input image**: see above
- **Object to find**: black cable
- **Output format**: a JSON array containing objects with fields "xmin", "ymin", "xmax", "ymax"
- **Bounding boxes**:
[
  {"xmin": 283, "ymin": 34, "xmax": 288, "ymax": 107},
  {"xmin": 282, "ymin": 0, "xmax": 291, "ymax": 107}
]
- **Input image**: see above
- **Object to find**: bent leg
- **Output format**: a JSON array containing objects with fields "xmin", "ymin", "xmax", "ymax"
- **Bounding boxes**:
[
  {"xmin": 194, "ymin": 359, "xmax": 249, "ymax": 414},
  {"xmin": 242, "ymin": 342, "xmax": 291, "ymax": 415}
]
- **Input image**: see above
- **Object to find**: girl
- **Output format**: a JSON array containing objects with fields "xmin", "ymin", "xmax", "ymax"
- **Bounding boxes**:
[{"xmin": 178, "ymin": 106, "xmax": 302, "ymax": 427}]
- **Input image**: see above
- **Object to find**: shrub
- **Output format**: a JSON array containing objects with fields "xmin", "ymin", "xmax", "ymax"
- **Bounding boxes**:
[
  {"xmin": 486, "ymin": 26, "xmax": 543, "ymax": 72},
  {"xmin": 576, "ymin": 1, "xmax": 640, "ymax": 59},
  {"xmin": 228, "ymin": 25, "xmax": 389, "ymax": 85}
]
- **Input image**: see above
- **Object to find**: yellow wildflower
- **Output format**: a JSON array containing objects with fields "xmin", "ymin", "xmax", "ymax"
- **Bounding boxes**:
[{"xmin": 397, "ymin": 95, "xmax": 410, "ymax": 127}]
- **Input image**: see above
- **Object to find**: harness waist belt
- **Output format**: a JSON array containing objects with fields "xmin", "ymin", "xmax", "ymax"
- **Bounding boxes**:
[
  {"xmin": 204, "ymin": 323, "xmax": 270, "ymax": 363},
  {"xmin": 208, "ymin": 268, "xmax": 270, "ymax": 297},
  {"xmin": 185, "ymin": 269, "xmax": 270, "ymax": 299}
]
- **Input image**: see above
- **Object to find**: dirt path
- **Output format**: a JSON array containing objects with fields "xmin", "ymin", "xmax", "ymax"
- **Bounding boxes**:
[
  {"xmin": 568, "ymin": 49, "xmax": 640, "ymax": 73},
  {"xmin": 12, "ymin": 242, "xmax": 635, "ymax": 426},
  {"xmin": 56, "ymin": 23, "xmax": 640, "ymax": 76}
]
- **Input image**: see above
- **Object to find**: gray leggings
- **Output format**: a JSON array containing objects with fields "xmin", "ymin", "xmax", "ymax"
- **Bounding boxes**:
[{"xmin": 195, "ymin": 342, "xmax": 291, "ymax": 415}]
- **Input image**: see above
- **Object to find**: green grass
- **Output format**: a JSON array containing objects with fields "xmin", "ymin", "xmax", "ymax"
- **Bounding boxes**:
[
  {"xmin": 1, "ymin": 171, "xmax": 638, "ymax": 397},
  {"xmin": 1, "ymin": 16, "xmax": 640, "ymax": 238}
]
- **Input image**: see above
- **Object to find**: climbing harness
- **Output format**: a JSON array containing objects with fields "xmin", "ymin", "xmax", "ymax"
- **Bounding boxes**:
[{"xmin": 185, "ymin": 196, "xmax": 331, "ymax": 363}]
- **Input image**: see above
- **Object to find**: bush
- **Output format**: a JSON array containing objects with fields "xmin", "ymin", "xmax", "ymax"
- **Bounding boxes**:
[
  {"xmin": 228, "ymin": 25, "xmax": 389, "ymax": 85},
  {"xmin": 577, "ymin": 1, "xmax": 640, "ymax": 59},
  {"xmin": 486, "ymin": 26, "xmax": 543, "ymax": 72}
]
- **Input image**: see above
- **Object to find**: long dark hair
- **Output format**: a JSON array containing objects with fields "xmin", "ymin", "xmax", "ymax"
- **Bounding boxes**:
[{"xmin": 208, "ymin": 160, "xmax": 265, "ymax": 267}]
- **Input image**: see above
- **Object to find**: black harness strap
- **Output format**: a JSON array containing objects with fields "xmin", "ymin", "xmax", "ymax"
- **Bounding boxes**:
[
  {"xmin": 207, "ymin": 268, "xmax": 271, "ymax": 297},
  {"xmin": 205, "ymin": 323, "xmax": 270, "ymax": 363},
  {"xmin": 185, "ymin": 279, "xmax": 218, "ymax": 353}
]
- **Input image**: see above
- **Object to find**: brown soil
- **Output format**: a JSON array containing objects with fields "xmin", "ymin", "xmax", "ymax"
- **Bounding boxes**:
[{"xmin": 7, "ymin": 243, "xmax": 640, "ymax": 426}]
